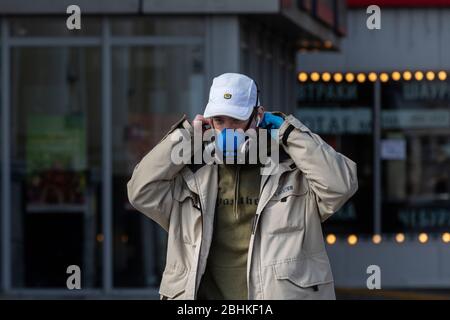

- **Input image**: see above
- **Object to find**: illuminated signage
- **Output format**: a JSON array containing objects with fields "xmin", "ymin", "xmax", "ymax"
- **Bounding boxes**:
[
  {"xmin": 298, "ymin": 83, "xmax": 359, "ymax": 102},
  {"xmin": 402, "ymin": 82, "xmax": 450, "ymax": 101}
]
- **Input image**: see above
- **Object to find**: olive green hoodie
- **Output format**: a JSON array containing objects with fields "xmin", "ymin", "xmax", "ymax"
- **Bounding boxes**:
[{"xmin": 197, "ymin": 163, "xmax": 261, "ymax": 300}]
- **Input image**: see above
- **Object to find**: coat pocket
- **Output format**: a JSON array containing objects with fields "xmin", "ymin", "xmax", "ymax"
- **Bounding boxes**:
[
  {"xmin": 262, "ymin": 181, "xmax": 308, "ymax": 234},
  {"xmin": 272, "ymin": 252, "xmax": 335, "ymax": 299},
  {"xmin": 159, "ymin": 265, "xmax": 189, "ymax": 300}
]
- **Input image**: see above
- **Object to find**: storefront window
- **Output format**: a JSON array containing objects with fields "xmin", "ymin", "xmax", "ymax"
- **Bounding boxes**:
[
  {"xmin": 240, "ymin": 20, "xmax": 295, "ymax": 113},
  {"xmin": 297, "ymin": 79, "xmax": 374, "ymax": 234},
  {"xmin": 10, "ymin": 47, "xmax": 102, "ymax": 288},
  {"xmin": 381, "ymin": 77, "xmax": 450, "ymax": 232},
  {"xmin": 112, "ymin": 43, "xmax": 205, "ymax": 287}
]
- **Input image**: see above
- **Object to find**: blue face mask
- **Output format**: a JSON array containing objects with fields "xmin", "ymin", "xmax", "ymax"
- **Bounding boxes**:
[{"xmin": 216, "ymin": 128, "xmax": 247, "ymax": 158}]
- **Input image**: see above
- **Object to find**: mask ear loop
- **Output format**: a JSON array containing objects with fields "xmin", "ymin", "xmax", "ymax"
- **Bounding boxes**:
[
  {"xmin": 240, "ymin": 81, "xmax": 261, "ymax": 162},
  {"xmin": 244, "ymin": 81, "xmax": 260, "ymax": 131},
  {"xmin": 244, "ymin": 107, "xmax": 258, "ymax": 131}
]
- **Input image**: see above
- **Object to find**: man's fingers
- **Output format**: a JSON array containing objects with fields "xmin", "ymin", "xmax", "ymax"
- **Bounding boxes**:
[
  {"xmin": 193, "ymin": 114, "xmax": 207, "ymax": 123},
  {"xmin": 192, "ymin": 114, "xmax": 211, "ymax": 131}
]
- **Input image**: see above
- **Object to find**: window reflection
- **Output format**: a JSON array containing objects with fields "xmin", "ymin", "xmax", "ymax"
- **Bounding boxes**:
[
  {"xmin": 297, "ymin": 81, "xmax": 374, "ymax": 234},
  {"xmin": 11, "ymin": 47, "xmax": 102, "ymax": 288},
  {"xmin": 112, "ymin": 45, "xmax": 205, "ymax": 287},
  {"xmin": 382, "ymin": 80, "xmax": 450, "ymax": 232}
]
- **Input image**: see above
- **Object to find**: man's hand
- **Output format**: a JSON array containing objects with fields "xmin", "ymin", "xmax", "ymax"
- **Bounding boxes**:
[
  {"xmin": 193, "ymin": 114, "xmax": 212, "ymax": 133},
  {"xmin": 258, "ymin": 113, "xmax": 284, "ymax": 130}
]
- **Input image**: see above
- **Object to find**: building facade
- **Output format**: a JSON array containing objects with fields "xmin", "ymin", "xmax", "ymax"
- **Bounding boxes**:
[
  {"xmin": 297, "ymin": 1, "xmax": 450, "ymax": 288},
  {"xmin": 0, "ymin": 0, "xmax": 345, "ymax": 297}
]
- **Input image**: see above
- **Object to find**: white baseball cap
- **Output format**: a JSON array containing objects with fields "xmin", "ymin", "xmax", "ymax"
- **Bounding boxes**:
[{"xmin": 203, "ymin": 73, "xmax": 260, "ymax": 121}]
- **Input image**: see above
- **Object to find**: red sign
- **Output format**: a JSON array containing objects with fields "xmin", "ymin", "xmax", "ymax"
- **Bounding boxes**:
[
  {"xmin": 348, "ymin": 0, "xmax": 450, "ymax": 7},
  {"xmin": 317, "ymin": 0, "xmax": 335, "ymax": 27}
]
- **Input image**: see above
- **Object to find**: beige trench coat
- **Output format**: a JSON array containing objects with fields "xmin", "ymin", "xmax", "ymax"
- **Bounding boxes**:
[{"xmin": 127, "ymin": 114, "xmax": 358, "ymax": 300}]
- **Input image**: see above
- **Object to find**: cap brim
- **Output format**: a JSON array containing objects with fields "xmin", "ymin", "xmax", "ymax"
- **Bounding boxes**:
[{"xmin": 203, "ymin": 102, "xmax": 254, "ymax": 121}]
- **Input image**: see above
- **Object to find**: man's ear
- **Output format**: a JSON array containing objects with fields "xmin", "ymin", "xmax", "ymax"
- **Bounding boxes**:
[
  {"xmin": 255, "ymin": 106, "xmax": 265, "ymax": 127},
  {"xmin": 257, "ymin": 106, "xmax": 265, "ymax": 117}
]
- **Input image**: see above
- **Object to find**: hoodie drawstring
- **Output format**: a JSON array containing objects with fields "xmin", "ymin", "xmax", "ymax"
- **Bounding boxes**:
[{"xmin": 234, "ymin": 165, "xmax": 240, "ymax": 220}]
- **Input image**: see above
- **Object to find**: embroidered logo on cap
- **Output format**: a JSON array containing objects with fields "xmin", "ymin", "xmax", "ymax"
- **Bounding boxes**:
[{"xmin": 224, "ymin": 93, "xmax": 232, "ymax": 99}]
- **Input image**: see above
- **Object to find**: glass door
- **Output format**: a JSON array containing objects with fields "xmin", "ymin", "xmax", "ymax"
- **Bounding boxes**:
[{"xmin": 10, "ymin": 46, "xmax": 103, "ymax": 288}]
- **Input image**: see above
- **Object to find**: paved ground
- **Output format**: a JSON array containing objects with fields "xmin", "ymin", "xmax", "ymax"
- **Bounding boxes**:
[
  {"xmin": 2, "ymin": 288, "xmax": 450, "ymax": 300},
  {"xmin": 336, "ymin": 288, "xmax": 450, "ymax": 300}
]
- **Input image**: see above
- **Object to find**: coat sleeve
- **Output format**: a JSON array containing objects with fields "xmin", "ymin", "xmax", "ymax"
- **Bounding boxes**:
[
  {"xmin": 127, "ymin": 115, "xmax": 194, "ymax": 231},
  {"xmin": 278, "ymin": 114, "xmax": 358, "ymax": 222}
]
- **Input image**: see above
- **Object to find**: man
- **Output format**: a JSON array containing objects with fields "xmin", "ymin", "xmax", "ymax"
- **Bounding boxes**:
[{"xmin": 127, "ymin": 73, "xmax": 358, "ymax": 300}]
